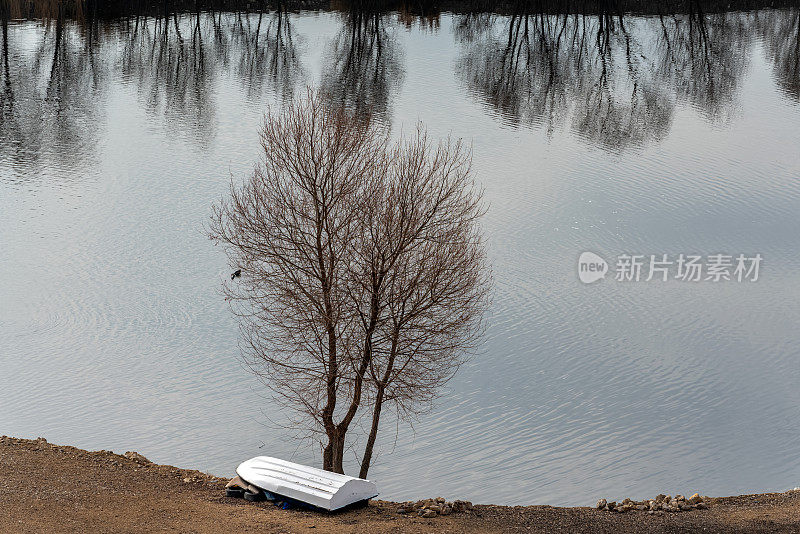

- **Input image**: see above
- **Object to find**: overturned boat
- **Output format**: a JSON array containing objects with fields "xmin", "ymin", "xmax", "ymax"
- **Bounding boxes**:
[{"xmin": 236, "ymin": 456, "xmax": 379, "ymax": 511}]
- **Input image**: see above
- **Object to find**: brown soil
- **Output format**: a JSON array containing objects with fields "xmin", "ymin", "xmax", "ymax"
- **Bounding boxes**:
[{"xmin": 1, "ymin": 436, "xmax": 799, "ymax": 533}]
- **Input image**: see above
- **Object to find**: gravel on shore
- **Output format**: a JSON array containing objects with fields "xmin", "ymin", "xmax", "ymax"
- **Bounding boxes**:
[{"xmin": 1, "ymin": 436, "xmax": 799, "ymax": 533}]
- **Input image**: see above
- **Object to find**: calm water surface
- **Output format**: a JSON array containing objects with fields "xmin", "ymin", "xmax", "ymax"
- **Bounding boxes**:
[{"xmin": 1, "ymin": 6, "xmax": 800, "ymax": 505}]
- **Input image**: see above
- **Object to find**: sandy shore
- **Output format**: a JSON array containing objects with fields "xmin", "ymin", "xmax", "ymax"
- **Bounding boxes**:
[{"xmin": 1, "ymin": 436, "xmax": 799, "ymax": 533}]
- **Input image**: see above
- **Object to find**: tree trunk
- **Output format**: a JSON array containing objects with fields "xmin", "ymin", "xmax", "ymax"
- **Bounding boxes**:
[
  {"xmin": 332, "ymin": 434, "xmax": 345, "ymax": 473},
  {"xmin": 359, "ymin": 385, "xmax": 384, "ymax": 478},
  {"xmin": 325, "ymin": 278, "xmax": 382, "ymax": 474},
  {"xmin": 323, "ymin": 430, "xmax": 346, "ymax": 474},
  {"xmin": 360, "ymin": 332, "xmax": 397, "ymax": 478},
  {"xmin": 322, "ymin": 435, "xmax": 333, "ymax": 471}
]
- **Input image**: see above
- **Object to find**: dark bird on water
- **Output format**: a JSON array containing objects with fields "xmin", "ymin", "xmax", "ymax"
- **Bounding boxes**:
[{"xmin": 231, "ymin": 269, "xmax": 241, "ymax": 280}]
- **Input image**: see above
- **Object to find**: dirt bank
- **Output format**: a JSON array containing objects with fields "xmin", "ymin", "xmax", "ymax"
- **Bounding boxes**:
[{"xmin": 1, "ymin": 436, "xmax": 799, "ymax": 533}]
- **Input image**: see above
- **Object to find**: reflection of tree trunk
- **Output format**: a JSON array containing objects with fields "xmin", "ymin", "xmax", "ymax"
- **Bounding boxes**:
[
  {"xmin": 794, "ymin": 10, "xmax": 799, "ymax": 69},
  {"xmin": 1, "ymin": 1, "xmax": 9, "ymax": 97},
  {"xmin": 255, "ymin": 10, "xmax": 262, "ymax": 43},
  {"xmin": 174, "ymin": 11, "xmax": 184, "ymax": 47},
  {"xmin": 50, "ymin": 1, "xmax": 64, "ymax": 80},
  {"xmin": 86, "ymin": 0, "xmax": 98, "ymax": 47},
  {"xmin": 193, "ymin": 5, "xmax": 203, "ymax": 68},
  {"xmin": 687, "ymin": 0, "xmax": 713, "ymax": 94},
  {"xmin": 2, "ymin": 3, "xmax": 8, "ymax": 72}
]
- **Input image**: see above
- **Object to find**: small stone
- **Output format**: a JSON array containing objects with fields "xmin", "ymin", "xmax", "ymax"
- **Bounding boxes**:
[
  {"xmin": 124, "ymin": 451, "xmax": 150, "ymax": 464},
  {"xmin": 452, "ymin": 500, "xmax": 474, "ymax": 511},
  {"xmin": 419, "ymin": 509, "xmax": 437, "ymax": 518},
  {"xmin": 596, "ymin": 499, "xmax": 607, "ymax": 510},
  {"xmin": 435, "ymin": 497, "xmax": 445, "ymax": 504},
  {"xmin": 396, "ymin": 507, "xmax": 410, "ymax": 514},
  {"xmin": 427, "ymin": 504, "xmax": 442, "ymax": 513},
  {"xmin": 440, "ymin": 505, "xmax": 452, "ymax": 516},
  {"xmin": 649, "ymin": 500, "xmax": 658, "ymax": 511},
  {"xmin": 695, "ymin": 502, "xmax": 708, "ymax": 510},
  {"xmin": 183, "ymin": 478, "xmax": 191, "ymax": 483},
  {"xmin": 676, "ymin": 494, "xmax": 685, "ymax": 502},
  {"xmin": 679, "ymin": 503, "xmax": 692, "ymax": 511},
  {"xmin": 689, "ymin": 493, "xmax": 701, "ymax": 504},
  {"xmin": 635, "ymin": 504, "xmax": 647, "ymax": 511},
  {"xmin": 607, "ymin": 501, "xmax": 617, "ymax": 510},
  {"xmin": 622, "ymin": 498, "xmax": 632, "ymax": 505}
]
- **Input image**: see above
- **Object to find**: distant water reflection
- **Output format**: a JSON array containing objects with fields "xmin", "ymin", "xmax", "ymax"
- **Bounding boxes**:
[
  {"xmin": 2, "ymin": 6, "xmax": 798, "ymax": 154},
  {"xmin": 1, "ymin": 3, "xmax": 799, "ymax": 506},
  {"xmin": 457, "ymin": 11, "xmax": 733, "ymax": 148}
]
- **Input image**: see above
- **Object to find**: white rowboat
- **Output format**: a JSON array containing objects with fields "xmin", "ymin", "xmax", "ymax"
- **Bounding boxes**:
[{"xmin": 236, "ymin": 456, "xmax": 379, "ymax": 511}]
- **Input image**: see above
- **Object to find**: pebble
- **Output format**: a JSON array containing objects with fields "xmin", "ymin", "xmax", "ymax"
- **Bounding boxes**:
[
  {"xmin": 597, "ymin": 492, "xmax": 710, "ymax": 514},
  {"xmin": 396, "ymin": 497, "xmax": 473, "ymax": 518},
  {"xmin": 124, "ymin": 451, "xmax": 151, "ymax": 464}
]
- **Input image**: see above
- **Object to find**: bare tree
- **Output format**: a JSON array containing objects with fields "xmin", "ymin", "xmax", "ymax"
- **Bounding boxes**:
[
  {"xmin": 356, "ymin": 129, "xmax": 491, "ymax": 477},
  {"xmin": 210, "ymin": 89, "xmax": 491, "ymax": 477},
  {"xmin": 210, "ymin": 89, "xmax": 388, "ymax": 473}
]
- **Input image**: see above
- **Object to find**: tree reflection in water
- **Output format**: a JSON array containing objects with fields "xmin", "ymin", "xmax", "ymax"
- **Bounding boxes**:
[
  {"xmin": 0, "ymin": 1, "xmax": 798, "ymax": 170},
  {"xmin": 1, "ymin": 1, "xmax": 107, "ymax": 180},
  {"xmin": 229, "ymin": 8, "xmax": 303, "ymax": 102},
  {"xmin": 321, "ymin": 6, "xmax": 404, "ymax": 120},
  {"xmin": 0, "ymin": 5, "xmax": 307, "ymax": 168},
  {"xmin": 454, "ymin": 4, "xmax": 778, "ymax": 149},
  {"xmin": 118, "ymin": 7, "xmax": 302, "ymax": 144},
  {"xmin": 755, "ymin": 7, "xmax": 799, "ymax": 101}
]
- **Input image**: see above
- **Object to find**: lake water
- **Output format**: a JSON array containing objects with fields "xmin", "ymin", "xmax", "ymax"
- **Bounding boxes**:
[{"xmin": 1, "ymin": 4, "xmax": 799, "ymax": 506}]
